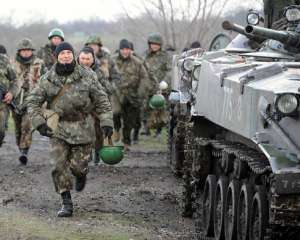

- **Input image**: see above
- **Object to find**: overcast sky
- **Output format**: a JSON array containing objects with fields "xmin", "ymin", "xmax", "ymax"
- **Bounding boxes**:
[
  {"xmin": 1, "ymin": 0, "xmax": 261, "ymax": 26},
  {"xmin": 0, "ymin": 0, "xmax": 142, "ymax": 25}
]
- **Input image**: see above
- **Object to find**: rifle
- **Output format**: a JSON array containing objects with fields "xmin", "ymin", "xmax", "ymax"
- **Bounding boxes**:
[{"xmin": 0, "ymin": 84, "xmax": 22, "ymax": 115}]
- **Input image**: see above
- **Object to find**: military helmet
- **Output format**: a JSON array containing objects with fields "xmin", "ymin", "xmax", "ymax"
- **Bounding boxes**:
[
  {"xmin": 48, "ymin": 28, "xmax": 65, "ymax": 41},
  {"xmin": 17, "ymin": 38, "xmax": 35, "ymax": 51},
  {"xmin": 149, "ymin": 94, "xmax": 165, "ymax": 109},
  {"xmin": 85, "ymin": 35, "xmax": 103, "ymax": 47},
  {"xmin": 148, "ymin": 33, "xmax": 163, "ymax": 46}
]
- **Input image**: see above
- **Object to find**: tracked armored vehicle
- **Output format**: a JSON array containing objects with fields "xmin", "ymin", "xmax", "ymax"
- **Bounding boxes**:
[{"xmin": 169, "ymin": 5, "xmax": 300, "ymax": 240}]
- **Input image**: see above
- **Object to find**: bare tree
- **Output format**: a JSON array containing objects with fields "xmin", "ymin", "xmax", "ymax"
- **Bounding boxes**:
[{"xmin": 120, "ymin": 0, "xmax": 232, "ymax": 50}]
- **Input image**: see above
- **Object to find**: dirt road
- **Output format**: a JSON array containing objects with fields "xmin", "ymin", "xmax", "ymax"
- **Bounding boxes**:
[{"xmin": 0, "ymin": 133, "xmax": 194, "ymax": 240}]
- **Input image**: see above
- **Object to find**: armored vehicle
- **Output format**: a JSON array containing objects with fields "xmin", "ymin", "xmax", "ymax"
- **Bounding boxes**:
[{"xmin": 169, "ymin": 5, "xmax": 300, "ymax": 240}]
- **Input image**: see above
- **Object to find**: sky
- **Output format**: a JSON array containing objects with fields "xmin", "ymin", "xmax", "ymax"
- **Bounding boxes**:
[
  {"xmin": 0, "ymin": 0, "xmax": 141, "ymax": 25},
  {"xmin": 0, "ymin": 0, "xmax": 262, "ymax": 26}
]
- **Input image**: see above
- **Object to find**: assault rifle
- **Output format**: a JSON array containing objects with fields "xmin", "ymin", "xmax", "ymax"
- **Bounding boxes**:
[{"xmin": 0, "ymin": 84, "xmax": 22, "ymax": 115}]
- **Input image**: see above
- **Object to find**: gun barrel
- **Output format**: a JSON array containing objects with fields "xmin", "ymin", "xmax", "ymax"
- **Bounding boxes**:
[
  {"xmin": 245, "ymin": 25, "xmax": 300, "ymax": 48},
  {"xmin": 222, "ymin": 21, "xmax": 246, "ymax": 35},
  {"xmin": 223, "ymin": 21, "xmax": 266, "ymax": 42}
]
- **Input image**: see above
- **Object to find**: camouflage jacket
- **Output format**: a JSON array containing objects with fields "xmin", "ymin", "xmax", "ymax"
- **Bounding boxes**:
[
  {"xmin": 143, "ymin": 49, "xmax": 171, "ymax": 95},
  {"xmin": 37, "ymin": 43, "xmax": 56, "ymax": 70},
  {"xmin": 96, "ymin": 50, "xmax": 121, "ymax": 85},
  {"xmin": 13, "ymin": 55, "xmax": 46, "ymax": 107},
  {"xmin": 26, "ymin": 63, "xmax": 113, "ymax": 145},
  {"xmin": 91, "ymin": 60, "xmax": 113, "ymax": 96},
  {"xmin": 0, "ymin": 54, "xmax": 18, "ymax": 107},
  {"xmin": 113, "ymin": 54, "xmax": 149, "ymax": 105}
]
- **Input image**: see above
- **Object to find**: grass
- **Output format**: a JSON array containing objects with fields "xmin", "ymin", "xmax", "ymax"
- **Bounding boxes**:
[{"xmin": 0, "ymin": 209, "xmax": 148, "ymax": 240}]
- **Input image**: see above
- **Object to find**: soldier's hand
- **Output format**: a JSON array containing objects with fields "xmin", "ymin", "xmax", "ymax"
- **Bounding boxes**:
[
  {"xmin": 3, "ymin": 92, "xmax": 13, "ymax": 104},
  {"xmin": 37, "ymin": 123, "xmax": 53, "ymax": 137},
  {"xmin": 101, "ymin": 126, "xmax": 113, "ymax": 138}
]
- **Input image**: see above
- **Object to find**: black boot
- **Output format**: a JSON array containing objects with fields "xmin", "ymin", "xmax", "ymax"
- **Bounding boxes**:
[
  {"xmin": 19, "ymin": 148, "xmax": 28, "ymax": 165},
  {"xmin": 75, "ymin": 175, "xmax": 87, "ymax": 192},
  {"xmin": 57, "ymin": 191, "xmax": 73, "ymax": 217},
  {"xmin": 94, "ymin": 150, "xmax": 100, "ymax": 166}
]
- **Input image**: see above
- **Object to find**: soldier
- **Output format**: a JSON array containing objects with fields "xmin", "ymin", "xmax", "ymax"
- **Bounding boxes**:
[
  {"xmin": 13, "ymin": 38, "xmax": 45, "ymax": 165},
  {"xmin": 112, "ymin": 39, "xmax": 149, "ymax": 150},
  {"xmin": 128, "ymin": 42, "xmax": 143, "ymax": 144},
  {"xmin": 0, "ymin": 45, "xmax": 18, "ymax": 146},
  {"xmin": 37, "ymin": 28, "xmax": 64, "ymax": 70},
  {"xmin": 27, "ymin": 42, "xmax": 113, "ymax": 217},
  {"xmin": 85, "ymin": 35, "xmax": 122, "ymax": 141},
  {"xmin": 77, "ymin": 46, "xmax": 113, "ymax": 164},
  {"xmin": 143, "ymin": 33, "xmax": 171, "ymax": 137}
]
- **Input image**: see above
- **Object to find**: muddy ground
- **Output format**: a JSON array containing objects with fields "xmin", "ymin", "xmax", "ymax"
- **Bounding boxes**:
[{"xmin": 0, "ymin": 132, "xmax": 194, "ymax": 240}]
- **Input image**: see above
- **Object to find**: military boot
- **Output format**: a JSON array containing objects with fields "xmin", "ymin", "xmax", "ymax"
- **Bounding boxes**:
[
  {"xmin": 19, "ymin": 148, "xmax": 28, "ymax": 165},
  {"xmin": 155, "ymin": 127, "xmax": 162, "ymax": 139},
  {"xmin": 57, "ymin": 191, "xmax": 73, "ymax": 217},
  {"xmin": 94, "ymin": 149, "xmax": 100, "ymax": 166},
  {"xmin": 75, "ymin": 175, "xmax": 87, "ymax": 192}
]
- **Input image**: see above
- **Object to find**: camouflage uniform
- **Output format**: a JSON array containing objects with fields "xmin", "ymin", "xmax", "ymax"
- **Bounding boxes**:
[
  {"xmin": 113, "ymin": 54, "xmax": 149, "ymax": 145},
  {"xmin": 26, "ymin": 63, "xmax": 113, "ymax": 193},
  {"xmin": 12, "ymin": 39, "xmax": 45, "ymax": 155},
  {"xmin": 0, "ymin": 53, "xmax": 17, "ymax": 146},
  {"xmin": 85, "ymin": 36, "xmax": 121, "ymax": 132},
  {"xmin": 37, "ymin": 44, "xmax": 56, "ymax": 70},
  {"xmin": 37, "ymin": 28, "xmax": 65, "ymax": 70},
  {"xmin": 143, "ymin": 34, "xmax": 171, "ymax": 133},
  {"xmin": 91, "ymin": 60, "xmax": 113, "ymax": 162}
]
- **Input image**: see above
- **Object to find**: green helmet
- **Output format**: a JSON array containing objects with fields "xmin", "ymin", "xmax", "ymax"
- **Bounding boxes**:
[
  {"xmin": 99, "ymin": 146, "xmax": 124, "ymax": 165},
  {"xmin": 17, "ymin": 38, "xmax": 35, "ymax": 51},
  {"xmin": 149, "ymin": 94, "xmax": 165, "ymax": 109},
  {"xmin": 48, "ymin": 28, "xmax": 64, "ymax": 40},
  {"xmin": 148, "ymin": 33, "xmax": 163, "ymax": 45},
  {"xmin": 85, "ymin": 35, "xmax": 103, "ymax": 47}
]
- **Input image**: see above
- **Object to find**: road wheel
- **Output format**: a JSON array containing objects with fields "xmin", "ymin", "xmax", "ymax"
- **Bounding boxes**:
[
  {"xmin": 202, "ymin": 174, "xmax": 217, "ymax": 237},
  {"xmin": 225, "ymin": 180, "xmax": 240, "ymax": 240},
  {"xmin": 214, "ymin": 176, "xmax": 228, "ymax": 240},
  {"xmin": 249, "ymin": 186, "xmax": 268, "ymax": 240},
  {"xmin": 237, "ymin": 183, "xmax": 253, "ymax": 240}
]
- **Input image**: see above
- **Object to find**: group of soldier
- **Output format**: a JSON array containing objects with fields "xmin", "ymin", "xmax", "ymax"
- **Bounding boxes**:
[{"xmin": 0, "ymin": 28, "xmax": 171, "ymax": 217}]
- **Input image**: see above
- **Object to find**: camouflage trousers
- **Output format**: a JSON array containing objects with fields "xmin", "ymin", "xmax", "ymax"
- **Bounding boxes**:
[
  {"xmin": 12, "ymin": 111, "xmax": 32, "ymax": 150},
  {"xmin": 50, "ymin": 138, "xmax": 92, "ymax": 194},
  {"xmin": 146, "ymin": 108, "xmax": 168, "ymax": 129},
  {"xmin": 121, "ymin": 99, "xmax": 141, "ymax": 145},
  {"xmin": 0, "ymin": 106, "xmax": 9, "ymax": 146},
  {"xmin": 93, "ymin": 116, "xmax": 104, "ymax": 152}
]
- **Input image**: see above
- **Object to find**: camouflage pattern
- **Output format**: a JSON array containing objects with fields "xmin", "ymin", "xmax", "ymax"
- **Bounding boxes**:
[
  {"xmin": 12, "ymin": 54, "xmax": 45, "ymax": 150},
  {"xmin": 96, "ymin": 50, "xmax": 121, "ymax": 84},
  {"xmin": 26, "ymin": 63, "xmax": 113, "ymax": 145},
  {"xmin": 148, "ymin": 33, "xmax": 164, "ymax": 45},
  {"xmin": 50, "ymin": 138, "xmax": 91, "ymax": 193},
  {"xmin": 37, "ymin": 43, "xmax": 57, "ymax": 70},
  {"xmin": 27, "ymin": 63, "xmax": 113, "ymax": 194},
  {"xmin": 0, "ymin": 53, "xmax": 17, "ymax": 146},
  {"xmin": 143, "ymin": 48, "xmax": 171, "ymax": 131},
  {"xmin": 85, "ymin": 35, "xmax": 103, "ymax": 47},
  {"xmin": 90, "ymin": 61, "xmax": 113, "ymax": 155},
  {"xmin": 17, "ymin": 38, "xmax": 35, "ymax": 51},
  {"xmin": 91, "ymin": 60, "xmax": 113, "ymax": 96},
  {"xmin": 113, "ymin": 54, "xmax": 149, "ymax": 144}
]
